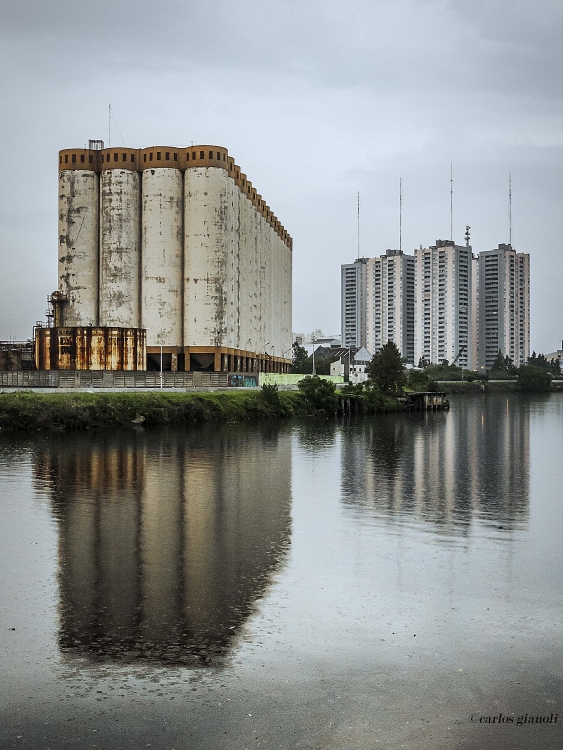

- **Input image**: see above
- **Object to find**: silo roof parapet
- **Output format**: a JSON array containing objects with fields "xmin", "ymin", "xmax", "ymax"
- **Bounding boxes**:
[{"xmin": 100, "ymin": 148, "xmax": 140, "ymax": 170}]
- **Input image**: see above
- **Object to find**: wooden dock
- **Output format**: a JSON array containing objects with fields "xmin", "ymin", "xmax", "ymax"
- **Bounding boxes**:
[{"xmin": 401, "ymin": 392, "xmax": 450, "ymax": 411}]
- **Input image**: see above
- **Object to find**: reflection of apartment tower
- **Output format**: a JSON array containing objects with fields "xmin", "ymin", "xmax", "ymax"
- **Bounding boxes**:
[
  {"xmin": 341, "ymin": 258, "xmax": 368, "ymax": 348},
  {"xmin": 415, "ymin": 240, "xmax": 473, "ymax": 369},
  {"xmin": 340, "ymin": 398, "xmax": 529, "ymax": 529},
  {"xmin": 34, "ymin": 427, "xmax": 291, "ymax": 665},
  {"xmin": 477, "ymin": 244, "xmax": 530, "ymax": 371},
  {"xmin": 366, "ymin": 250, "xmax": 415, "ymax": 363}
]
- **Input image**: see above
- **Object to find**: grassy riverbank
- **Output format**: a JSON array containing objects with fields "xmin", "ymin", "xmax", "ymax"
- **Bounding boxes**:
[{"xmin": 0, "ymin": 387, "xmax": 400, "ymax": 433}]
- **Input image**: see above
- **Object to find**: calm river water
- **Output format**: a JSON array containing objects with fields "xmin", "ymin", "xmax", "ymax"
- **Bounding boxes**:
[{"xmin": 1, "ymin": 393, "xmax": 563, "ymax": 749}]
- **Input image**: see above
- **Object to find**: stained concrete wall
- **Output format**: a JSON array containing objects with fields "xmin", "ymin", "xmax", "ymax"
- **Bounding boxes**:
[
  {"xmin": 142, "ymin": 168, "xmax": 184, "ymax": 347},
  {"xmin": 99, "ymin": 169, "xmax": 141, "ymax": 328},
  {"xmin": 57, "ymin": 145, "xmax": 292, "ymax": 366},
  {"xmin": 58, "ymin": 170, "xmax": 99, "ymax": 326},
  {"xmin": 184, "ymin": 167, "xmax": 230, "ymax": 348}
]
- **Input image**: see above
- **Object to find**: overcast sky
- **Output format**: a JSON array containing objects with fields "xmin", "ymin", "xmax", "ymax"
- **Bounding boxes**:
[{"xmin": 1, "ymin": 0, "xmax": 562, "ymax": 351}]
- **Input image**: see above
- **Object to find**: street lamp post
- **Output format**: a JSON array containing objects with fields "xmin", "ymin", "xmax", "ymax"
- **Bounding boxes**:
[
  {"xmin": 312, "ymin": 337, "xmax": 316, "ymax": 376},
  {"xmin": 160, "ymin": 344, "xmax": 163, "ymax": 389}
]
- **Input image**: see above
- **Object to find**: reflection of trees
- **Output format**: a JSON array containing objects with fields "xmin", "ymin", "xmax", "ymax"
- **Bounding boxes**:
[
  {"xmin": 341, "ymin": 397, "xmax": 529, "ymax": 531},
  {"xmin": 294, "ymin": 420, "xmax": 338, "ymax": 452},
  {"xmin": 32, "ymin": 424, "xmax": 291, "ymax": 666}
]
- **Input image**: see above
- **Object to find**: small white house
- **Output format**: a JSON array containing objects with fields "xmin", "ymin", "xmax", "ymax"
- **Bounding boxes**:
[{"xmin": 330, "ymin": 346, "xmax": 372, "ymax": 383}]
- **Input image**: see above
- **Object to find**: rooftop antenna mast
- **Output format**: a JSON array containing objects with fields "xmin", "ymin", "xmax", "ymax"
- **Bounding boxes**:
[
  {"xmin": 399, "ymin": 177, "xmax": 403, "ymax": 252},
  {"xmin": 108, "ymin": 102, "xmax": 111, "ymax": 148},
  {"xmin": 450, "ymin": 163, "xmax": 453, "ymax": 241},
  {"xmin": 357, "ymin": 191, "xmax": 360, "ymax": 259},
  {"xmin": 509, "ymin": 173, "xmax": 512, "ymax": 246}
]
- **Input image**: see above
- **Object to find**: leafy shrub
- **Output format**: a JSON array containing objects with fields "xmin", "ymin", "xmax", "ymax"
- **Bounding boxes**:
[
  {"xmin": 517, "ymin": 365, "xmax": 552, "ymax": 393},
  {"xmin": 297, "ymin": 376, "xmax": 338, "ymax": 414}
]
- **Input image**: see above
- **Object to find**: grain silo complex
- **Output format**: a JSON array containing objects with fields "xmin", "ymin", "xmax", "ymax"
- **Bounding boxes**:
[{"xmin": 37, "ymin": 141, "xmax": 292, "ymax": 372}]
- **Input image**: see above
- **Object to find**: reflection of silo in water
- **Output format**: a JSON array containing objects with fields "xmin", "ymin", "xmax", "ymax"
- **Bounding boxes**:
[{"xmin": 34, "ymin": 426, "xmax": 291, "ymax": 665}]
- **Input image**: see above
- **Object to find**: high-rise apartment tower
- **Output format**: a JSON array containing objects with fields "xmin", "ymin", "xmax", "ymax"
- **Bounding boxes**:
[
  {"xmin": 477, "ymin": 243, "xmax": 530, "ymax": 370},
  {"xmin": 341, "ymin": 258, "xmax": 368, "ymax": 349},
  {"xmin": 414, "ymin": 240, "xmax": 473, "ymax": 369},
  {"xmin": 366, "ymin": 249, "xmax": 415, "ymax": 363}
]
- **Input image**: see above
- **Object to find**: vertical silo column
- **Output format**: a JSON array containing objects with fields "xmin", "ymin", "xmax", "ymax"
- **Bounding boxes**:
[
  {"xmin": 141, "ymin": 147, "xmax": 184, "ymax": 349},
  {"xmin": 227, "ymin": 172, "xmax": 240, "ymax": 352},
  {"xmin": 285, "ymin": 235, "xmax": 293, "ymax": 367},
  {"xmin": 256, "ymin": 192, "xmax": 267, "ymax": 364},
  {"xmin": 266, "ymin": 214, "xmax": 276, "ymax": 358},
  {"xmin": 237, "ymin": 172, "xmax": 254, "ymax": 359},
  {"xmin": 58, "ymin": 149, "xmax": 100, "ymax": 326},
  {"xmin": 241, "ymin": 179, "xmax": 259, "ymax": 361},
  {"xmin": 255, "ymin": 200, "xmax": 266, "ymax": 361},
  {"xmin": 229, "ymin": 165, "xmax": 243, "ymax": 357},
  {"xmin": 99, "ymin": 148, "xmax": 141, "ymax": 328},
  {"xmin": 184, "ymin": 147, "xmax": 230, "ymax": 357}
]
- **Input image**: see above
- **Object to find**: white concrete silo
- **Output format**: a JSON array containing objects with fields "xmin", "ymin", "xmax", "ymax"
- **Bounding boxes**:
[
  {"xmin": 99, "ymin": 148, "xmax": 141, "ymax": 328},
  {"xmin": 141, "ymin": 148, "xmax": 184, "ymax": 349},
  {"xmin": 58, "ymin": 150, "xmax": 100, "ymax": 326},
  {"xmin": 184, "ymin": 148, "xmax": 231, "ymax": 364},
  {"xmin": 237, "ymin": 172, "xmax": 254, "ymax": 358}
]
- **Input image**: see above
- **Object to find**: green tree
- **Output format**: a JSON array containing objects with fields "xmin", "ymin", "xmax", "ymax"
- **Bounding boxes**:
[
  {"xmin": 406, "ymin": 369, "xmax": 430, "ymax": 391},
  {"xmin": 517, "ymin": 365, "xmax": 552, "ymax": 393},
  {"xmin": 528, "ymin": 351, "xmax": 561, "ymax": 377},
  {"xmin": 291, "ymin": 342, "xmax": 309, "ymax": 374},
  {"xmin": 297, "ymin": 375, "xmax": 338, "ymax": 413},
  {"xmin": 489, "ymin": 350, "xmax": 517, "ymax": 377},
  {"xmin": 366, "ymin": 342, "xmax": 405, "ymax": 395}
]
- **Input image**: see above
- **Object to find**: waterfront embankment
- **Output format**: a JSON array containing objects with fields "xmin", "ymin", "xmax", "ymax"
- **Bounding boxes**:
[
  {"xmin": 437, "ymin": 379, "xmax": 563, "ymax": 393},
  {"xmin": 0, "ymin": 387, "xmax": 400, "ymax": 433}
]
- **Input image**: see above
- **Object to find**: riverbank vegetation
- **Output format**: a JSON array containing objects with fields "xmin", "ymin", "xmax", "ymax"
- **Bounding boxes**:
[
  {"xmin": 0, "ymin": 378, "xmax": 398, "ymax": 433},
  {"xmin": 0, "ymin": 345, "xmax": 559, "ymax": 433}
]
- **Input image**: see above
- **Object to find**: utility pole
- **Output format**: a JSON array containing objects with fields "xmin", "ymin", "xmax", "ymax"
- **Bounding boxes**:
[
  {"xmin": 399, "ymin": 178, "xmax": 403, "ymax": 252},
  {"xmin": 450, "ymin": 163, "xmax": 453, "ymax": 241},
  {"xmin": 357, "ymin": 192, "xmax": 360, "ymax": 260},
  {"xmin": 509, "ymin": 173, "xmax": 512, "ymax": 246}
]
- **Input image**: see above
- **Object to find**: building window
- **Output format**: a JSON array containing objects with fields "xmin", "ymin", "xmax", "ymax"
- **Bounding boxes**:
[
  {"xmin": 122, "ymin": 153, "xmax": 127, "ymax": 161},
  {"xmin": 156, "ymin": 152, "xmax": 161, "ymax": 160},
  {"xmin": 72, "ymin": 154, "xmax": 76, "ymax": 163},
  {"xmin": 64, "ymin": 154, "xmax": 68, "ymax": 163},
  {"xmin": 89, "ymin": 155, "xmax": 93, "ymax": 163},
  {"xmin": 131, "ymin": 154, "xmax": 135, "ymax": 162},
  {"xmin": 144, "ymin": 153, "xmax": 147, "ymax": 162},
  {"xmin": 186, "ymin": 152, "xmax": 190, "ymax": 161},
  {"xmin": 149, "ymin": 153, "xmax": 153, "ymax": 161},
  {"xmin": 209, "ymin": 151, "xmax": 213, "ymax": 159},
  {"xmin": 80, "ymin": 154, "xmax": 85, "ymax": 163},
  {"xmin": 217, "ymin": 152, "xmax": 221, "ymax": 160},
  {"xmin": 193, "ymin": 152, "xmax": 197, "ymax": 160},
  {"xmin": 165, "ymin": 152, "xmax": 170, "ymax": 160},
  {"xmin": 173, "ymin": 153, "xmax": 177, "ymax": 161},
  {"xmin": 114, "ymin": 153, "xmax": 118, "ymax": 161},
  {"xmin": 200, "ymin": 151, "xmax": 204, "ymax": 159},
  {"xmin": 223, "ymin": 153, "xmax": 226, "ymax": 161}
]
